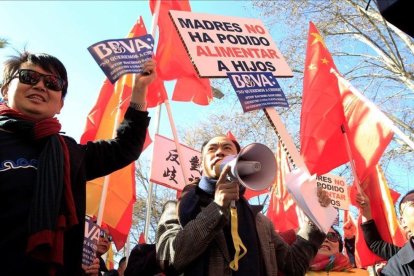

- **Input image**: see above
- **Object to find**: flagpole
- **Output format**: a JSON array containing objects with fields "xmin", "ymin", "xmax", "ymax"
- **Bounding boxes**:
[
  {"xmin": 144, "ymin": 0, "xmax": 162, "ymax": 245},
  {"xmin": 164, "ymin": 99, "xmax": 191, "ymax": 184},
  {"xmin": 96, "ymin": 79, "xmax": 125, "ymax": 227},
  {"xmin": 125, "ymin": 234, "xmax": 130, "ymax": 263},
  {"xmin": 341, "ymin": 125, "xmax": 362, "ymax": 193},
  {"xmin": 263, "ymin": 107, "xmax": 310, "ymax": 175}
]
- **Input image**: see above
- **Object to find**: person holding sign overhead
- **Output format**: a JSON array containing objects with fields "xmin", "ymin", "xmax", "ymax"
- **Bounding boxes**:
[
  {"xmin": 306, "ymin": 227, "xmax": 369, "ymax": 275},
  {"xmin": 83, "ymin": 222, "xmax": 113, "ymax": 275},
  {"xmin": 0, "ymin": 51, "xmax": 155, "ymax": 275},
  {"xmin": 155, "ymin": 134, "xmax": 332, "ymax": 276}
]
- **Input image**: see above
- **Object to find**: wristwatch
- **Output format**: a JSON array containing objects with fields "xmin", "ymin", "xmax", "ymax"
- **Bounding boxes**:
[{"xmin": 129, "ymin": 102, "xmax": 147, "ymax": 111}]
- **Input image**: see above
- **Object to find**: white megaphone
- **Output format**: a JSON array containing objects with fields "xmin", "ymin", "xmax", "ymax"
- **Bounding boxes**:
[{"xmin": 214, "ymin": 143, "xmax": 277, "ymax": 191}]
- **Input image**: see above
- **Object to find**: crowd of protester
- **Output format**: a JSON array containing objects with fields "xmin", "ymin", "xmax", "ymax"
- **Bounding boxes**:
[{"xmin": 1, "ymin": 51, "xmax": 412, "ymax": 276}]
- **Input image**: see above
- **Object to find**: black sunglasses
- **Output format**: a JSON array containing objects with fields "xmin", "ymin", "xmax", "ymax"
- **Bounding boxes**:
[
  {"xmin": 12, "ymin": 69, "xmax": 65, "ymax": 91},
  {"xmin": 326, "ymin": 232, "xmax": 340, "ymax": 243},
  {"xmin": 99, "ymin": 230, "xmax": 112, "ymax": 242}
]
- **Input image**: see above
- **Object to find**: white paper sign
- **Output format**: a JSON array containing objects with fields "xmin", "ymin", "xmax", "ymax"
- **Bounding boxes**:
[{"xmin": 285, "ymin": 168, "xmax": 338, "ymax": 233}]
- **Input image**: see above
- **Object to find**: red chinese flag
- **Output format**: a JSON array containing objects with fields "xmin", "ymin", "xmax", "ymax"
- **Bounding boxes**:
[
  {"xmin": 80, "ymin": 17, "xmax": 166, "ymax": 249},
  {"xmin": 351, "ymin": 165, "xmax": 406, "ymax": 267},
  {"xmin": 337, "ymin": 74, "xmax": 394, "ymax": 181},
  {"xmin": 300, "ymin": 21, "xmax": 393, "ymax": 181},
  {"xmin": 300, "ymin": 22, "xmax": 347, "ymax": 175},
  {"xmin": 266, "ymin": 142, "xmax": 298, "ymax": 232},
  {"xmin": 149, "ymin": 0, "xmax": 213, "ymax": 105}
]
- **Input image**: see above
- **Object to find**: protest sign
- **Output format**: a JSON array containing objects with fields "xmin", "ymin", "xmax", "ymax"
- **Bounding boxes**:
[
  {"xmin": 316, "ymin": 173, "xmax": 350, "ymax": 210},
  {"xmin": 169, "ymin": 10, "xmax": 292, "ymax": 78},
  {"xmin": 285, "ymin": 168, "xmax": 338, "ymax": 233},
  {"xmin": 82, "ymin": 215, "xmax": 100, "ymax": 268},
  {"xmin": 150, "ymin": 134, "xmax": 202, "ymax": 191},
  {"xmin": 88, "ymin": 34, "xmax": 154, "ymax": 83},
  {"xmin": 227, "ymin": 71, "xmax": 288, "ymax": 112}
]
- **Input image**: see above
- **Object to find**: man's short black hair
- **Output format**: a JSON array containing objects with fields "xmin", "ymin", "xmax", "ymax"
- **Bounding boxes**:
[
  {"xmin": 200, "ymin": 135, "xmax": 241, "ymax": 154},
  {"xmin": 399, "ymin": 189, "xmax": 414, "ymax": 214},
  {"xmin": 1, "ymin": 51, "xmax": 68, "ymax": 98}
]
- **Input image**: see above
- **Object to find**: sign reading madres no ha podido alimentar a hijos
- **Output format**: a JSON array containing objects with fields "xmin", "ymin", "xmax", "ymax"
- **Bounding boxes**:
[{"xmin": 169, "ymin": 10, "xmax": 293, "ymax": 78}]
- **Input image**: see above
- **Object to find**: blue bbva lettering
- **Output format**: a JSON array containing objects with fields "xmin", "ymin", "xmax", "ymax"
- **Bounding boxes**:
[
  {"xmin": 84, "ymin": 223, "xmax": 100, "ymax": 241},
  {"xmin": 93, "ymin": 38, "xmax": 152, "ymax": 59},
  {"xmin": 231, "ymin": 75, "xmax": 247, "ymax": 88},
  {"xmin": 232, "ymin": 73, "xmax": 273, "ymax": 88}
]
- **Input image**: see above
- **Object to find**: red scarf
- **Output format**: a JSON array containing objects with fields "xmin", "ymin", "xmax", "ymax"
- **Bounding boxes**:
[
  {"xmin": 310, "ymin": 253, "xmax": 353, "ymax": 272},
  {"xmin": 0, "ymin": 104, "xmax": 78, "ymax": 269}
]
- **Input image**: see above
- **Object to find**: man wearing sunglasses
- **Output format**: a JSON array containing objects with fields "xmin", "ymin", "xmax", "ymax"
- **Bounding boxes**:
[
  {"xmin": 83, "ymin": 226, "xmax": 113, "ymax": 276},
  {"xmin": 0, "ymin": 51, "xmax": 155, "ymax": 275}
]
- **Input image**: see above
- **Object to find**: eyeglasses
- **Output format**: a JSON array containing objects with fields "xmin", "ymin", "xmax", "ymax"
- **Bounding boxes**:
[
  {"xmin": 326, "ymin": 232, "xmax": 340, "ymax": 243},
  {"xmin": 100, "ymin": 230, "xmax": 112, "ymax": 242},
  {"xmin": 12, "ymin": 69, "xmax": 65, "ymax": 91}
]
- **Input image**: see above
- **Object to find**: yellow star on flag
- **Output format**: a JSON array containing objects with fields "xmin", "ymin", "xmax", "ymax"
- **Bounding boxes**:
[
  {"xmin": 321, "ymin": 58, "xmax": 329, "ymax": 64},
  {"xmin": 311, "ymin": 32, "xmax": 327, "ymax": 48},
  {"xmin": 308, "ymin": 63, "xmax": 317, "ymax": 71}
]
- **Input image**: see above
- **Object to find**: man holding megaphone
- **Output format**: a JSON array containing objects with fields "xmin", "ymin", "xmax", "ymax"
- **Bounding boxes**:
[{"xmin": 156, "ymin": 135, "xmax": 331, "ymax": 276}]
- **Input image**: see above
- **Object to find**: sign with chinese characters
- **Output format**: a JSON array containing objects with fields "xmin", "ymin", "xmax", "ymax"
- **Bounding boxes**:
[
  {"xmin": 150, "ymin": 134, "xmax": 202, "ymax": 191},
  {"xmin": 169, "ymin": 10, "xmax": 292, "ymax": 78},
  {"xmin": 88, "ymin": 34, "xmax": 154, "ymax": 83}
]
